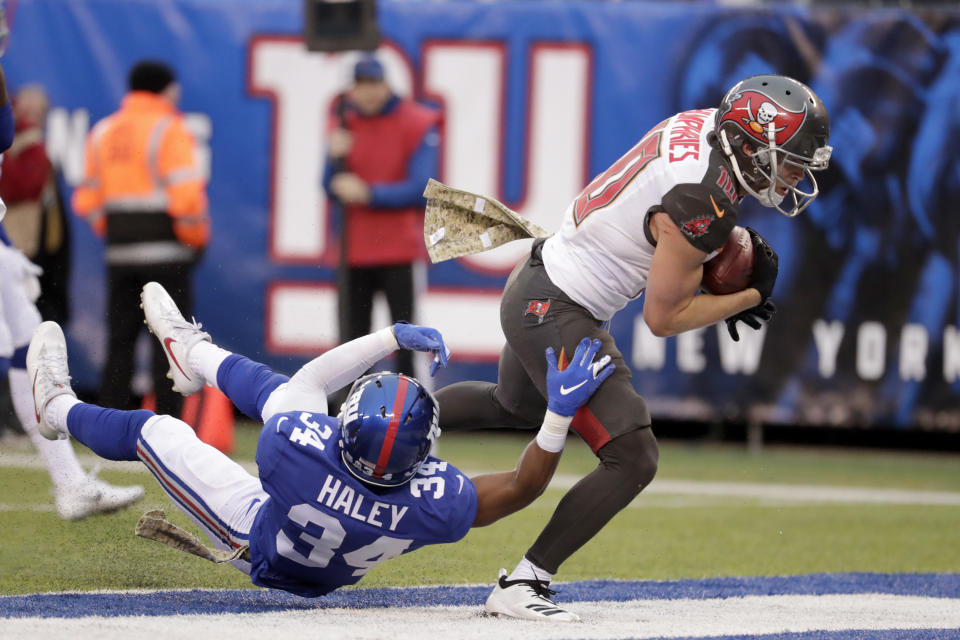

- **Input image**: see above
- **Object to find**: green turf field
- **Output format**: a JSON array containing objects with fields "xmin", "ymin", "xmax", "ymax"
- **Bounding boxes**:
[{"xmin": 1, "ymin": 425, "xmax": 958, "ymax": 595}]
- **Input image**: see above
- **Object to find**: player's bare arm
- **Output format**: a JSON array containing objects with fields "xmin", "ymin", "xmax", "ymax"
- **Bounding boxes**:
[
  {"xmin": 470, "ymin": 439, "xmax": 561, "ymax": 527},
  {"xmin": 470, "ymin": 337, "xmax": 614, "ymax": 527},
  {"xmin": 643, "ymin": 211, "xmax": 760, "ymax": 337}
]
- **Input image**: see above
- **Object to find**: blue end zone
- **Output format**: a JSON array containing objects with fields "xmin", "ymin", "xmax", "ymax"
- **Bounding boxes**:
[{"xmin": 2, "ymin": 573, "xmax": 959, "ymax": 619}]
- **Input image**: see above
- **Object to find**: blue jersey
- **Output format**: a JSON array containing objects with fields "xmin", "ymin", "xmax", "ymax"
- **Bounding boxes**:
[{"xmin": 248, "ymin": 410, "xmax": 478, "ymax": 598}]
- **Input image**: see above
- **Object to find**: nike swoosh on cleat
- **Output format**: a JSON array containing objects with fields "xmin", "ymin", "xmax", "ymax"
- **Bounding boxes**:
[
  {"xmin": 163, "ymin": 337, "xmax": 192, "ymax": 380},
  {"xmin": 559, "ymin": 380, "xmax": 587, "ymax": 395}
]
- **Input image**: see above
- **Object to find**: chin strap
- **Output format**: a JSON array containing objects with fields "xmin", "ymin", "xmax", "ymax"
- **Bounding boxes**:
[
  {"xmin": 719, "ymin": 128, "xmax": 814, "ymax": 217},
  {"xmin": 719, "ymin": 129, "xmax": 780, "ymax": 205}
]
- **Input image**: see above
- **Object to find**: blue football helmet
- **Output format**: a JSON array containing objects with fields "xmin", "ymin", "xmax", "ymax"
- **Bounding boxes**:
[{"xmin": 339, "ymin": 372, "xmax": 440, "ymax": 487}]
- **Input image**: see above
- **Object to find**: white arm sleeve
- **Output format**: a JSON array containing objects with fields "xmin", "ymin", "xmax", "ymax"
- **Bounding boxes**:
[{"xmin": 260, "ymin": 328, "xmax": 399, "ymax": 421}]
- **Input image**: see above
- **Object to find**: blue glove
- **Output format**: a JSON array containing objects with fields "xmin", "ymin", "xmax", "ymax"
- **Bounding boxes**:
[
  {"xmin": 545, "ymin": 337, "xmax": 615, "ymax": 417},
  {"xmin": 392, "ymin": 322, "xmax": 451, "ymax": 376},
  {"xmin": 429, "ymin": 344, "xmax": 452, "ymax": 376}
]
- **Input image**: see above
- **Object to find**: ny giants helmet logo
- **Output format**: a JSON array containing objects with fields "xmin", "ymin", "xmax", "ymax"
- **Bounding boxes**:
[
  {"xmin": 718, "ymin": 90, "xmax": 806, "ymax": 146},
  {"xmin": 344, "ymin": 386, "xmax": 363, "ymax": 425}
]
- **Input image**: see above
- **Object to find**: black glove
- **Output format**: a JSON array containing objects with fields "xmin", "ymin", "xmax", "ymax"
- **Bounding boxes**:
[
  {"xmin": 746, "ymin": 227, "xmax": 779, "ymax": 302},
  {"xmin": 725, "ymin": 300, "xmax": 777, "ymax": 342}
]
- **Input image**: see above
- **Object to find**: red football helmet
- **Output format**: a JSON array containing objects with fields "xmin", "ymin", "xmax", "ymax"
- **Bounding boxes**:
[{"xmin": 716, "ymin": 75, "xmax": 832, "ymax": 217}]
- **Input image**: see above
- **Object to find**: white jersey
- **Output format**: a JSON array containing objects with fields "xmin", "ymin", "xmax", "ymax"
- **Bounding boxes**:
[
  {"xmin": 542, "ymin": 108, "xmax": 740, "ymax": 321},
  {"xmin": 0, "ymin": 150, "xmax": 40, "ymax": 357}
]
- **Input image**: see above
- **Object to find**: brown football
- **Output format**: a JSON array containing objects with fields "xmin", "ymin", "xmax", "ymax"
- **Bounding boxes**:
[{"xmin": 701, "ymin": 226, "xmax": 754, "ymax": 295}]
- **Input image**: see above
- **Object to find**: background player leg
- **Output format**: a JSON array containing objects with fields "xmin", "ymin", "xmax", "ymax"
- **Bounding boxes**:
[
  {"xmin": 0, "ymin": 251, "xmax": 143, "ymax": 520},
  {"xmin": 329, "ymin": 266, "xmax": 375, "ymax": 411},
  {"xmin": 341, "ymin": 266, "xmax": 375, "ymax": 350},
  {"xmin": 9, "ymin": 353, "xmax": 144, "ymax": 519},
  {"xmin": 100, "ymin": 266, "xmax": 142, "ymax": 410},
  {"xmin": 381, "ymin": 264, "xmax": 415, "ymax": 377}
]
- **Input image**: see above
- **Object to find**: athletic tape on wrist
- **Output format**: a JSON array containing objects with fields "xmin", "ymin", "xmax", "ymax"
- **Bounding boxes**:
[{"xmin": 536, "ymin": 410, "xmax": 573, "ymax": 453}]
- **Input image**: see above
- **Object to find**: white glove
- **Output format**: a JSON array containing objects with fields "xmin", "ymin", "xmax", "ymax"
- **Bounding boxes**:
[{"xmin": 0, "ymin": 244, "xmax": 43, "ymax": 302}]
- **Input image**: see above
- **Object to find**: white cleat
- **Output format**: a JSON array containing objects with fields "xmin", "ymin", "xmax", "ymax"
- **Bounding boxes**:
[
  {"xmin": 26, "ymin": 321, "xmax": 78, "ymax": 440},
  {"xmin": 140, "ymin": 281, "xmax": 210, "ymax": 396},
  {"xmin": 484, "ymin": 569, "xmax": 581, "ymax": 622},
  {"xmin": 55, "ymin": 469, "xmax": 145, "ymax": 521}
]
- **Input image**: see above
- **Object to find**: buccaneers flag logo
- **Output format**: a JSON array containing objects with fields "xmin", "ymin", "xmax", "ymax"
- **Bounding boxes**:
[
  {"xmin": 525, "ymin": 300, "xmax": 551, "ymax": 317},
  {"xmin": 682, "ymin": 216, "xmax": 713, "ymax": 238},
  {"xmin": 717, "ymin": 90, "xmax": 806, "ymax": 147}
]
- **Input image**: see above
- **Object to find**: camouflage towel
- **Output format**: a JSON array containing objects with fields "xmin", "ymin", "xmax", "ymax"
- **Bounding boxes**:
[
  {"xmin": 423, "ymin": 178, "xmax": 550, "ymax": 263},
  {"xmin": 135, "ymin": 509, "xmax": 250, "ymax": 564}
]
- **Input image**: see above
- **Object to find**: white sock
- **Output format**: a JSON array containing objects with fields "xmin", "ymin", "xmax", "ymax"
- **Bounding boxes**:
[
  {"xmin": 188, "ymin": 341, "xmax": 232, "ymax": 390},
  {"xmin": 507, "ymin": 557, "xmax": 554, "ymax": 584},
  {"xmin": 46, "ymin": 395, "xmax": 81, "ymax": 435},
  {"xmin": 8, "ymin": 369, "xmax": 86, "ymax": 490}
]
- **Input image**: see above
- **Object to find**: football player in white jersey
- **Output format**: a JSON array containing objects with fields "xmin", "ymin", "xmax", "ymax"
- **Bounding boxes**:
[{"xmin": 437, "ymin": 74, "xmax": 832, "ymax": 620}]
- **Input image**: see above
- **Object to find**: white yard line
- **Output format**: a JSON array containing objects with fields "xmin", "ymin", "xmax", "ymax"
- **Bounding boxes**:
[
  {"xmin": 645, "ymin": 478, "xmax": 960, "ymax": 506},
  {"xmin": 2, "ymin": 450, "xmax": 960, "ymax": 506},
  {"xmin": 3, "ymin": 594, "xmax": 960, "ymax": 640},
  {"xmin": 495, "ymin": 471, "xmax": 960, "ymax": 506},
  {"xmin": 0, "ymin": 503, "xmax": 54, "ymax": 512}
]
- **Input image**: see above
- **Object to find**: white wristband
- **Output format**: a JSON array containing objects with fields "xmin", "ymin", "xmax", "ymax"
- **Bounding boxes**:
[
  {"xmin": 380, "ymin": 327, "xmax": 399, "ymax": 351},
  {"xmin": 536, "ymin": 410, "xmax": 573, "ymax": 453}
]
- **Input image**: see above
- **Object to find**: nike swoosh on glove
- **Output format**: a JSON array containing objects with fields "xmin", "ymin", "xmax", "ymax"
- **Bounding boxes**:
[{"xmin": 545, "ymin": 337, "xmax": 615, "ymax": 417}]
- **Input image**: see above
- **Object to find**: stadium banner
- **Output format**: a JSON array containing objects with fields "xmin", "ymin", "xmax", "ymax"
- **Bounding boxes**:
[{"xmin": 4, "ymin": 0, "xmax": 960, "ymax": 430}]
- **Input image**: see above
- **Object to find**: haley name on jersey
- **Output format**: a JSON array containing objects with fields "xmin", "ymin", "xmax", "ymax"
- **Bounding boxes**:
[
  {"xmin": 542, "ymin": 108, "xmax": 739, "ymax": 321},
  {"xmin": 248, "ymin": 410, "xmax": 477, "ymax": 598}
]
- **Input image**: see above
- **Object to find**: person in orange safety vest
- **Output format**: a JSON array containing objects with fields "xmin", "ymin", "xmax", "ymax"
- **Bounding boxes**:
[{"xmin": 72, "ymin": 60, "xmax": 209, "ymax": 418}]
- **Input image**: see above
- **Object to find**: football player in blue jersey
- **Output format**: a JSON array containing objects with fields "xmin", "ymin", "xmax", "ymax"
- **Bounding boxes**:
[{"xmin": 28, "ymin": 281, "xmax": 613, "ymax": 612}]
